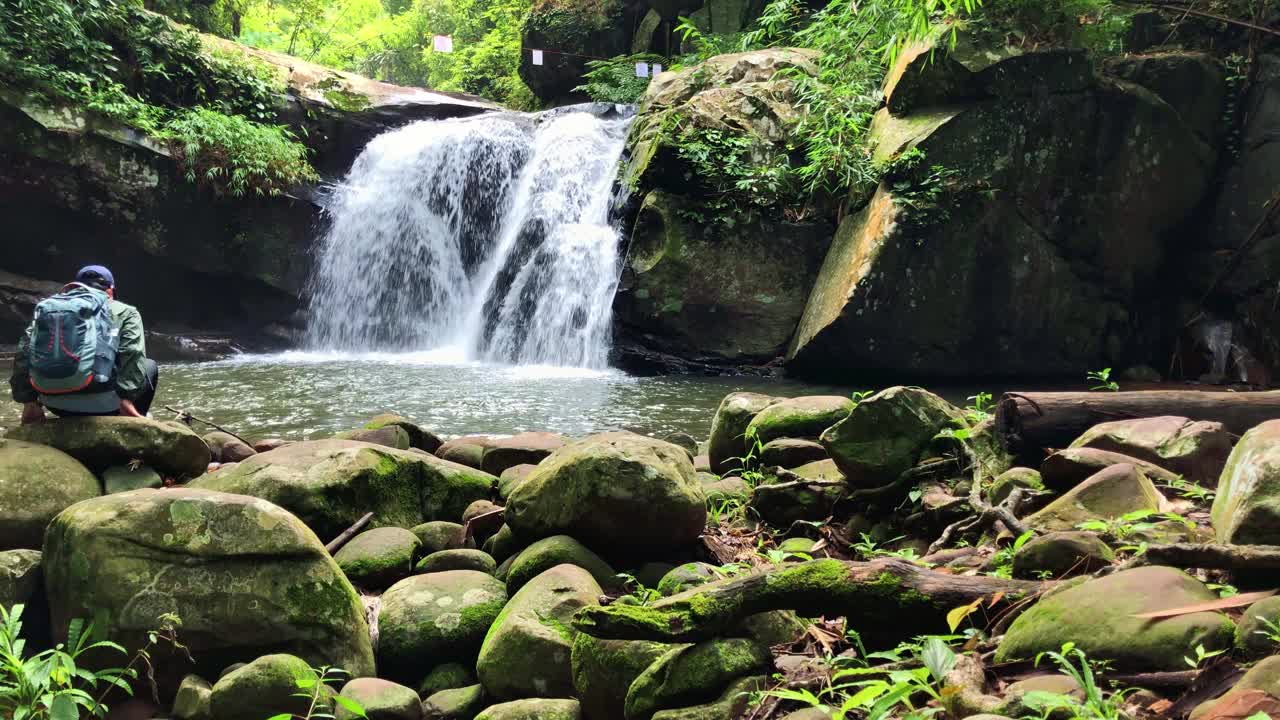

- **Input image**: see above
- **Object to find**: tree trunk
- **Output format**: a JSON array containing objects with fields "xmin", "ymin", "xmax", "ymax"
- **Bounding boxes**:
[
  {"xmin": 573, "ymin": 558, "xmax": 1045, "ymax": 644},
  {"xmin": 996, "ymin": 390, "xmax": 1280, "ymax": 455}
]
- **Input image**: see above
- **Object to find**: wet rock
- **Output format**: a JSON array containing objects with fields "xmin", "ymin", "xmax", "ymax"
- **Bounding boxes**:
[
  {"xmin": 377, "ymin": 570, "xmax": 508, "ymax": 683},
  {"xmin": 209, "ymin": 654, "xmax": 330, "ymax": 720},
  {"xmin": 172, "ymin": 674, "xmax": 212, "ymax": 720},
  {"xmin": 0, "ymin": 549, "xmax": 42, "ymax": 607},
  {"xmin": 626, "ymin": 638, "xmax": 769, "ymax": 720},
  {"xmin": 759, "ymin": 438, "xmax": 828, "ymax": 469},
  {"xmin": 102, "ymin": 463, "xmax": 163, "ymax": 494},
  {"xmin": 821, "ymin": 387, "xmax": 961, "ymax": 488},
  {"xmin": 663, "ymin": 432, "xmax": 699, "ymax": 458},
  {"xmin": 482, "ymin": 432, "xmax": 567, "ymax": 476},
  {"xmin": 701, "ymin": 477, "xmax": 752, "ymax": 504},
  {"xmin": 9, "ymin": 416, "xmax": 210, "ymax": 478},
  {"xmin": 1037, "ymin": 447, "xmax": 1182, "ymax": 492},
  {"xmin": 1024, "ymin": 464, "xmax": 1162, "ymax": 532},
  {"xmin": 418, "ymin": 662, "xmax": 477, "ymax": 698},
  {"xmin": 1211, "ymin": 419, "xmax": 1280, "ymax": 544},
  {"xmin": 506, "ymin": 433, "xmax": 705, "ymax": 553},
  {"xmin": 463, "ymin": 500, "xmax": 505, "ymax": 545},
  {"xmin": 417, "ymin": 549, "xmax": 497, "ymax": 575},
  {"xmin": 477, "ymin": 564, "xmax": 602, "ymax": 701},
  {"xmin": 413, "ymin": 521, "xmax": 468, "ymax": 554},
  {"xmin": 1012, "ymin": 531, "xmax": 1114, "ymax": 578},
  {"xmin": 422, "ymin": 684, "xmax": 485, "ymax": 720},
  {"xmin": 988, "ymin": 467, "xmax": 1044, "ymax": 504},
  {"xmin": 438, "ymin": 436, "xmax": 497, "ymax": 470},
  {"xmin": 745, "ymin": 396, "xmax": 854, "ymax": 446},
  {"xmin": 1070, "ymin": 416, "xmax": 1232, "ymax": 485},
  {"xmin": 571, "ymin": 633, "xmax": 670, "ymax": 720},
  {"xmin": 254, "ymin": 439, "xmax": 290, "ymax": 453},
  {"xmin": 657, "ymin": 563, "xmax": 719, "ymax": 596},
  {"xmin": 191, "ymin": 439, "xmax": 493, "ymax": 539},
  {"xmin": 0, "ymin": 438, "xmax": 99, "ymax": 550},
  {"xmin": 338, "ymin": 678, "xmax": 423, "ymax": 720},
  {"xmin": 648, "ymin": 675, "xmax": 766, "ymax": 720},
  {"xmin": 365, "ymin": 414, "xmax": 443, "ymax": 453},
  {"xmin": 996, "ymin": 566, "xmax": 1235, "ymax": 670},
  {"xmin": 203, "ymin": 432, "xmax": 256, "ymax": 463},
  {"xmin": 505, "ymin": 536, "xmax": 616, "ymax": 595},
  {"xmin": 43, "ymin": 489, "xmax": 374, "ymax": 684},
  {"xmin": 334, "ymin": 527, "xmax": 421, "ymax": 590},
  {"xmin": 707, "ymin": 392, "xmax": 779, "ymax": 473},
  {"xmin": 475, "ymin": 699, "xmax": 581, "ymax": 720},
  {"xmin": 499, "ymin": 464, "xmax": 537, "ymax": 500},
  {"xmin": 1235, "ymin": 596, "xmax": 1280, "ymax": 659},
  {"xmin": 336, "ymin": 425, "xmax": 412, "ymax": 450}
]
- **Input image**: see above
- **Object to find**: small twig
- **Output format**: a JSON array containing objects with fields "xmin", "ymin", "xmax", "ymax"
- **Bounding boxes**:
[
  {"xmin": 325, "ymin": 512, "xmax": 374, "ymax": 554},
  {"xmin": 1114, "ymin": 0, "xmax": 1280, "ymax": 37},
  {"xmin": 162, "ymin": 405, "xmax": 252, "ymax": 447}
]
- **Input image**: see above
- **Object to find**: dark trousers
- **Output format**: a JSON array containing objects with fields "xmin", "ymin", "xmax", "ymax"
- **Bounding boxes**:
[{"xmin": 49, "ymin": 359, "xmax": 160, "ymax": 417}]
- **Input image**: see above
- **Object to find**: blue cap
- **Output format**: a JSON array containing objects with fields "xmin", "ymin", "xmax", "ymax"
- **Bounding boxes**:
[{"xmin": 76, "ymin": 265, "xmax": 114, "ymax": 289}]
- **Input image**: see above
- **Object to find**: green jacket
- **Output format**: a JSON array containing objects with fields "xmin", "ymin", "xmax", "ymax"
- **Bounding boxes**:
[{"xmin": 10, "ymin": 299, "xmax": 149, "ymax": 403}]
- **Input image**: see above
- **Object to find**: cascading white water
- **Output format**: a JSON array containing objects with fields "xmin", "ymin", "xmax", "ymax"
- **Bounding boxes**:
[{"xmin": 306, "ymin": 105, "xmax": 633, "ymax": 368}]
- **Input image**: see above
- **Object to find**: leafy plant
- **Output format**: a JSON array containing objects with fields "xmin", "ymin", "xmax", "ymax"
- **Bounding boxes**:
[
  {"xmin": 1253, "ymin": 615, "xmax": 1280, "ymax": 647},
  {"xmin": 614, "ymin": 573, "xmax": 663, "ymax": 606},
  {"xmin": 265, "ymin": 665, "xmax": 367, "ymax": 720},
  {"xmin": 1075, "ymin": 509, "xmax": 1192, "ymax": 542},
  {"xmin": 161, "ymin": 107, "xmax": 319, "ymax": 196},
  {"xmin": 574, "ymin": 54, "xmax": 663, "ymax": 103},
  {"xmin": 1184, "ymin": 643, "xmax": 1225, "ymax": 669},
  {"xmin": 706, "ymin": 496, "xmax": 748, "ymax": 526},
  {"xmin": 1162, "ymin": 476, "xmax": 1216, "ymax": 503},
  {"xmin": 1023, "ymin": 642, "xmax": 1134, "ymax": 720},
  {"xmin": 986, "ymin": 530, "xmax": 1035, "ymax": 579},
  {"xmin": 1087, "ymin": 368, "xmax": 1120, "ymax": 392},
  {"xmin": 964, "ymin": 392, "xmax": 994, "ymax": 424}
]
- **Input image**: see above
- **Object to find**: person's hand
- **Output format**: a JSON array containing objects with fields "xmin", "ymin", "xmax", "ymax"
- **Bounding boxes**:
[
  {"xmin": 20, "ymin": 402, "xmax": 44, "ymax": 425},
  {"xmin": 119, "ymin": 399, "xmax": 144, "ymax": 418}
]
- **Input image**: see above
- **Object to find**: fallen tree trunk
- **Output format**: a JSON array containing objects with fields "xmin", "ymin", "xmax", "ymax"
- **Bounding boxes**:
[
  {"xmin": 573, "ymin": 558, "xmax": 1045, "ymax": 644},
  {"xmin": 996, "ymin": 390, "xmax": 1280, "ymax": 455},
  {"xmin": 1131, "ymin": 543, "xmax": 1280, "ymax": 571}
]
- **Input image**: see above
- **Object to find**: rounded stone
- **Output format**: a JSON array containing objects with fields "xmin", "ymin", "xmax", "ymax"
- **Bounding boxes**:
[
  {"xmin": 334, "ymin": 527, "xmax": 421, "ymax": 590},
  {"xmin": 505, "ymin": 535, "xmax": 616, "ymax": 594},
  {"xmin": 416, "ymin": 549, "xmax": 497, "ymax": 575},
  {"xmin": 0, "ymin": 438, "xmax": 100, "ymax": 550},
  {"xmin": 377, "ymin": 570, "xmax": 508, "ymax": 683},
  {"xmin": 337, "ymin": 678, "xmax": 423, "ymax": 720}
]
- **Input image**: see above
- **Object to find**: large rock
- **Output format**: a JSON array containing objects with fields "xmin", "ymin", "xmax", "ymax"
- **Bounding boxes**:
[
  {"xmin": 1211, "ymin": 419, "xmax": 1280, "ymax": 544},
  {"xmin": 995, "ymin": 566, "xmax": 1235, "ymax": 670},
  {"xmin": 334, "ymin": 526, "xmax": 421, "ymax": 590},
  {"xmin": 820, "ymin": 386, "xmax": 960, "ymax": 488},
  {"xmin": 571, "ymin": 633, "xmax": 670, "ymax": 720},
  {"xmin": 1190, "ymin": 655, "xmax": 1280, "ymax": 720},
  {"xmin": 0, "ymin": 549, "xmax": 43, "ymax": 607},
  {"xmin": 481, "ymin": 432, "xmax": 567, "ymax": 476},
  {"xmin": 377, "ymin": 570, "xmax": 508, "ymax": 683},
  {"xmin": 422, "ymin": 685, "xmax": 485, "ymax": 720},
  {"xmin": 505, "ymin": 433, "xmax": 705, "ymax": 553},
  {"xmin": 0, "ymin": 438, "xmax": 100, "ymax": 550},
  {"xmin": 707, "ymin": 392, "xmax": 778, "ymax": 473},
  {"xmin": 1024, "ymin": 464, "xmax": 1162, "ymax": 531},
  {"xmin": 625, "ymin": 638, "xmax": 769, "ymax": 720},
  {"xmin": 1235, "ymin": 595, "xmax": 1280, "ymax": 658},
  {"xmin": 505, "ymin": 536, "xmax": 616, "ymax": 595},
  {"xmin": 786, "ymin": 42, "xmax": 1218, "ymax": 379},
  {"xmin": 336, "ymin": 426, "xmax": 412, "ymax": 450},
  {"xmin": 1012, "ymin": 531, "xmax": 1114, "ymax": 578},
  {"xmin": 744, "ymin": 396, "xmax": 853, "ymax": 445},
  {"xmin": 477, "ymin": 564, "xmax": 602, "ymax": 701},
  {"xmin": 8, "ymin": 416, "xmax": 210, "ymax": 478},
  {"xmin": 191, "ymin": 439, "xmax": 493, "ymax": 539},
  {"xmin": 648, "ymin": 675, "xmax": 766, "ymax": 720},
  {"xmin": 758, "ymin": 438, "xmax": 828, "ymax": 469},
  {"xmin": 1069, "ymin": 416, "xmax": 1232, "ymax": 485},
  {"xmin": 1039, "ymin": 446, "xmax": 1181, "ymax": 491},
  {"xmin": 338, "ymin": 678, "xmax": 423, "ymax": 720},
  {"xmin": 365, "ymin": 414, "xmax": 443, "ymax": 454},
  {"xmin": 42, "ymin": 488, "xmax": 374, "ymax": 684},
  {"xmin": 203, "ymin": 432, "xmax": 256, "ymax": 464},
  {"xmin": 475, "ymin": 699, "xmax": 581, "ymax": 720},
  {"xmin": 209, "ymin": 654, "xmax": 329, "ymax": 720}
]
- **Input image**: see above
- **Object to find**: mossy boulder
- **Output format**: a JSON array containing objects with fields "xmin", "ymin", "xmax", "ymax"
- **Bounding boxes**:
[
  {"xmin": 475, "ymin": 699, "xmax": 581, "ymax": 720},
  {"xmin": 707, "ymin": 393, "xmax": 779, "ymax": 473},
  {"xmin": 648, "ymin": 675, "xmax": 766, "ymax": 720},
  {"xmin": 820, "ymin": 387, "xmax": 961, "ymax": 488},
  {"xmin": 745, "ymin": 397, "xmax": 853, "ymax": 446},
  {"xmin": 366, "ymin": 414, "xmax": 443, "ymax": 453},
  {"xmin": 419, "ymin": 662, "xmax": 478, "ymax": 698},
  {"xmin": 1012, "ymin": 531, "xmax": 1114, "ymax": 578},
  {"xmin": 417, "ymin": 549, "xmax": 497, "ymax": 575},
  {"xmin": 625, "ymin": 638, "xmax": 770, "ymax": 720},
  {"xmin": 209, "ymin": 654, "xmax": 330, "ymax": 720},
  {"xmin": 1211, "ymin": 419, "xmax": 1280, "ymax": 544},
  {"xmin": 191, "ymin": 439, "xmax": 494, "ymax": 539},
  {"xmin": 0, "ymin": 549, "xmax": 43, "ymax": 607},
  {"xmin": 988, "ymin": 467, "xmax": 1044, "ymax": 505},
  {"xmin": 477, "ymin": 564, "xmax": 602, "ymax": 701},
  {"xmin": 656, "ymin": 563, "xmax": 719, "ymax": 596},
  {"xmin": 377, "ymin": 570, "xmax": 508, "ymax": 683},
  {"xmin": 749, "ymin": 476, "xmax": 845, "ymax": 525},
  {"xmin": 1070, "ymin": 416, "xmax": 1231, "ymax": 485},
  {"xmin": 505, "ymin": 536, "xmax": 616, "ymax": 595},
  {"xmin": 437, "ymin": 436, "xmax": 496, "ymax": 470},
  {"xmin": 463, "ymin": 500, "xmax": 505, "ymax": 545},
  {"xmin": 423, "ymin": 684, "xmax": 485, "ymax": 720},
  {"xmin": 9, "ymin": 416, "xmax": 210, "ymax": 478},
  {"xmin": 758, "ymin": 438, "xmax": 828, "ymax": 469},
  {"xmin": 571, "ymin": 632, "xmax": 670, "ymax": 720},
  {"xmin": 0, "ymin": 438, "xmax": 100, "ymax": 550},
  {"xmin": 102, "ymin": 463, "xmax": 164, "ymax": 494},
  {"xmin": 334, "ymin": 527, "xmax": 421, "ymax": 590},
  {"xmin": 1024, "ymin": 464, "xmax": 1162, "ymax": 532},
  {"xmin": 499, "ymin": 464, "xmax": 537, "ymax": 501},
  {"xmin": 338, "ymin": 678, "xmax": 423, "ymax": 720},
  {"xmin": 995, "ymin": 566, "xmax": 1235, "ymax": 670},
  {"xmin": 336, "ymin": 426, "xmax": 412, "ymax": 450},
  {"xmin": 414, "ymin": 521, "xmax": 468, "ymax": 553},
  {"xmin": 1235, "ymin": 595, "xmax": 1280, "ymax": 658},
  {"xmin": 173, "ymin": 674, "xmax": 212, "ymax": 720},
  {"xmin": 483, "ymin": 524, "xmax": 527, "ymax": 564},
  {"xmin": 42, "ymin": 489, "xmax": 373, "ymax": 684},
  {"xmin": 482, "ymin": 432, "xmax": 567, "ymax": 476},
  {"xmin": 1040, "ymin": 446, "xmax": 1181, "ymax": 491},
  {"xmin": 203, "ymin": 432, "xmax": 256, "ymax": 463},
  {"xmin": 701, "ymin": 477, "xmax": 752, "ymax": 504},
  {"xmin": 505, "ymin": 433, "xmax": 705, "ymax": 553}
]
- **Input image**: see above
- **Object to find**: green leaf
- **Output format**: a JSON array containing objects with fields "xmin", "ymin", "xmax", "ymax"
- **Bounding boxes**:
[
  {"xmin": 50, "ymin": 693, "xmax": 79, "ymax": 720},
  {"xmin": 334, "ymin": 694, "xmax": 368, "ymax": 717},
  {"xmin": 921, "ymin": 637, "xmax": 958, "ymax": 681}
]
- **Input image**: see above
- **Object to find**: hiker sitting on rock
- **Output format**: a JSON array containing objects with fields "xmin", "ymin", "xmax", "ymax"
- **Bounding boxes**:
[{"xmin": 10, "ymin": 265, "xmax": 158, "ymax": 424}]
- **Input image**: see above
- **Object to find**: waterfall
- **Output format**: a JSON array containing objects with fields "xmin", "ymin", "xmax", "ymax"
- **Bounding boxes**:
[{"xmin": 306, "ymin": 105, "xmax": 634, "ymax": 368}]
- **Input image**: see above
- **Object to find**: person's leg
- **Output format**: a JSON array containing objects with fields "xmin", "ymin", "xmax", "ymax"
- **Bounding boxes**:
[{"xmin": 134, "ymin": 359, "xmax": 160, "ymax": 416}]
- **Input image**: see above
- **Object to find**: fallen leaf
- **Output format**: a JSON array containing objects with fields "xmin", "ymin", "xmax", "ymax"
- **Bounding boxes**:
[
  {"xmin": 988, "ymin": 591, "xmax": 1006, "ymax": 609},
  {"xmin": 1132, "ymin": 590, "xmax": 1276, "ymax": 619}
]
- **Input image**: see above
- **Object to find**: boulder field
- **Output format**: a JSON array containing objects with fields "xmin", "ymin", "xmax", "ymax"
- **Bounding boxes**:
[{"xmin": 3, "ymin": 392, "xmax": 1280, "ymax": 719}]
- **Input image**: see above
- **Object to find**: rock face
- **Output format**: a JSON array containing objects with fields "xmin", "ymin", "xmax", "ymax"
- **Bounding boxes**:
[
  {"xmin": 996, "ymin": 566, "xmax": 1235, "ymax": 670},
  {"xmin": 1211, "ymin": 419, "xmax": 1280, "ymax": 544},
  {"xmin": 191, "ymin": 439, "xmax": 493, "ymax": 539},
  {"xmin": 0, "ymin": 549, "xmax": 43, "ymax": 606},
  {"xmin": 707, "ymin": 392, "xmax": 778, "ymax": 473},
  {"xmin": 42, "ymin": 489, "xmax": 374, "ymax": 682},
  {"xmin": 1069, "ymin": 416, "xmax": 1232, "ymax": 485},
  {"xmin": 9, "ymin": 416, "xmax": 210, "ymax": 478},
  {"xmin": 377, "ymin": 570, "xmax": 509, "ymax": 683},
  {"xmin": 477, "ymin": 564, "xmax": 603, "ymax": 701},
  {"xmin": 1024, "ymin": 464, "xmax": 1162, "ymax": 531},
  {"xmin": 614, "ymin": 49, "xmax": 834, "ymax": 366},
  {"xmin": 505, "ymin": 433, "xmax": 705, "ymax": 553},
  {"xmin": 786, "ymin": 41, "xmax": 1221, "ymax": 378},
  {"xmin": 0, "ymin": 438, "xmax": 100, "ymax": 550},
  {"xmin": 1039, "ymin": 446, "xmax": 1181, "ymax": 491},
  {"xmin": 820, "ymin": 387, "xmax": 960, "ymax": 488}
]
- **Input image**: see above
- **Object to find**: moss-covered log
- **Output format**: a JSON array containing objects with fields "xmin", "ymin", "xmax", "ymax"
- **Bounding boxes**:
[{"xmin": 573, "ymin": 559, "xmax": 1044, "ymax": 644}]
